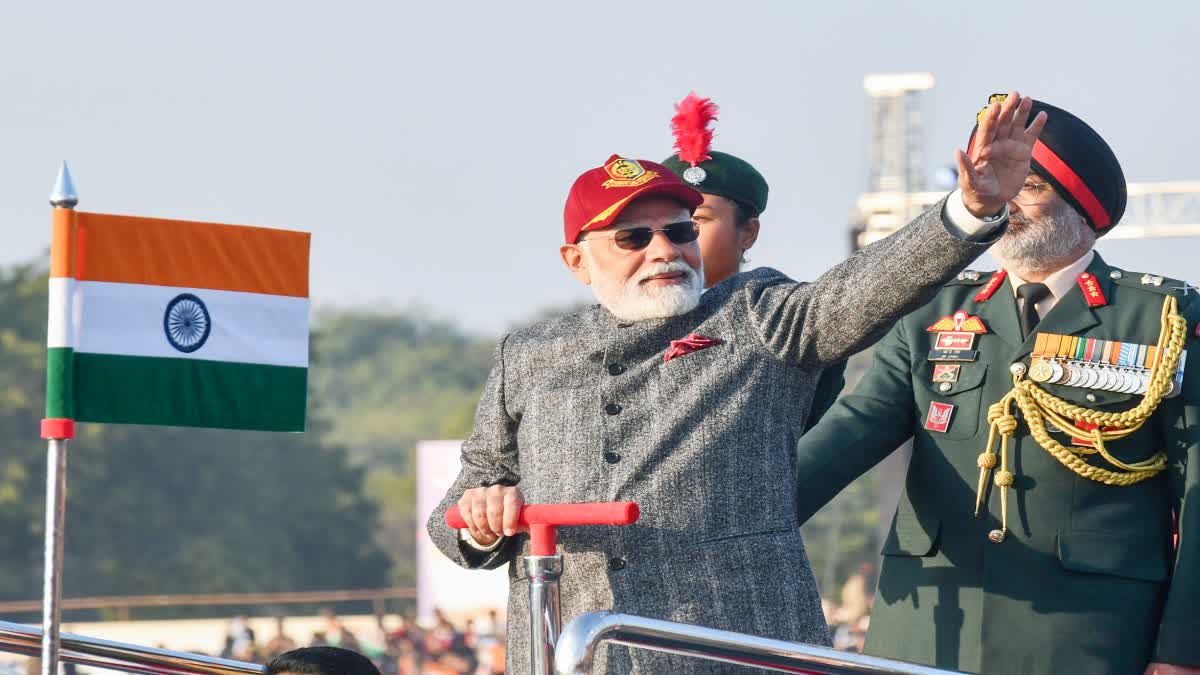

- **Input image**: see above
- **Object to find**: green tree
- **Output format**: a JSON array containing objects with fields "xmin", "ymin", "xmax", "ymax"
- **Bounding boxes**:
[{"xmin": 0, "ymin": 261, "xmax": 390, "ymax": 609}]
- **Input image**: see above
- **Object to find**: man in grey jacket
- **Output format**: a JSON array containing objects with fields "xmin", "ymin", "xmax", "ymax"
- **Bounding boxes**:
[{"xmin": 428, "ymin": 92, "xmax": 1047, "ymax": 673}]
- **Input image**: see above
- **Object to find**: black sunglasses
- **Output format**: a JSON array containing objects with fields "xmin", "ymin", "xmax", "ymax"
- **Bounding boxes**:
[{"xmin": 582, "ymin": 221, "xmax": 699, "ymax": 251}]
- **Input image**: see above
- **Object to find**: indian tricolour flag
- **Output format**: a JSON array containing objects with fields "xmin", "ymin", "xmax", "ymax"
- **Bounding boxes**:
[{"xmin": 46, "ymin": 208, "xmax": 311, "ymax": 432}]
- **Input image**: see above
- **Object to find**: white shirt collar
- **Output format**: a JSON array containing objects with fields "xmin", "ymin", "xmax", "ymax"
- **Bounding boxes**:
[{"xmin": 1006, "ymin": 249, "xmax": 1096, "ymax": 302}]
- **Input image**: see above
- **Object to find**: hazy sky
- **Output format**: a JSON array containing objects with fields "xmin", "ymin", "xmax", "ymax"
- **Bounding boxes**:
[{"xmin": 2, "ymin": 2, "xmax": 1196, "ymax": 334}]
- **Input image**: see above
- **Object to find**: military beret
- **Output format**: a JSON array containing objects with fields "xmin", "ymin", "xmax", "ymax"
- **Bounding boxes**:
[
  {"xmin": 968, "ymin": 95, "xmax": 1126, "ymax": 235},
  {"xmin": 662, "ymin": 93, "xmax": 769, "ymax": 216},
  {"xmin": 661, "ymin": 150, "xmax": 769, "ymax": 216}
]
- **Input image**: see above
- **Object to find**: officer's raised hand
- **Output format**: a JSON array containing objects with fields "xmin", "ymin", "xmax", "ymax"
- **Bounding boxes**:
[
  {"xmin": 955, "ymin": 90, "xmax": 1048, "ymax": 217},
  {"xmin": 458, "ymin": 484, "xmax": 524, "ymax": 546}
]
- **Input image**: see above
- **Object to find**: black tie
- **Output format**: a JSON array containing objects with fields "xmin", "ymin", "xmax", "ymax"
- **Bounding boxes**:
[{"xmin": 1016, "ymin": 282, "xmax": 1051, "ymax": 339}]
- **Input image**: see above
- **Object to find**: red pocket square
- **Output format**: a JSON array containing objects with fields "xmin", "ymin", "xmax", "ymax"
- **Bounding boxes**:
[{"xmin": 663, "ymin": 333, "xmax": 722, "ymax": 362}]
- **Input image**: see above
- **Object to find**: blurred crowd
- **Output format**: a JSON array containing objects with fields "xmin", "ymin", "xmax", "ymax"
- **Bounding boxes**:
[
  {"xmin": 221, "ymin": 607, "xmax": 505, "ymax": 675},
  {"xmin": 821, "ymin": 563, "xmax": 876, "ymax": 654}
]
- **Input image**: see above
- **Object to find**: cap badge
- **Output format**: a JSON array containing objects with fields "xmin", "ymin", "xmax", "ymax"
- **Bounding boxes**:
[
  {"xmin": 682, "ymin": 166, "xmax": 707, "ymax": 186},
  {"xmin": 602, "ymin": 158, "xmax": 658, "ymax": 189},
  {"xmin": 977, "ymin": 93, "xmax": 1009, "ymax": 123}
]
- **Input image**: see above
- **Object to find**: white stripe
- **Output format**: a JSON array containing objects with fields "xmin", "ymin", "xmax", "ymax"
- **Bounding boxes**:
[
  {"xmin": 68, "ymin": 281, "xmax": 309, "ymax": 368},
  {"xmin": 48, "ymin": 278, "xmax": 76, "ymax": 349}
]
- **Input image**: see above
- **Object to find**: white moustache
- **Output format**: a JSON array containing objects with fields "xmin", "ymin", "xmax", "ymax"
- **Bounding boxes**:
[{"xmin": 634, "ymin": 261, "xmax": 699, "ymax": 285}]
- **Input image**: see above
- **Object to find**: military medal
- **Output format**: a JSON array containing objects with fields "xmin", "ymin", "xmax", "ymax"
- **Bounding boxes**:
[{"xmin": 1025, "ymin": 333, "xmax": 1188, "ymax": 397}]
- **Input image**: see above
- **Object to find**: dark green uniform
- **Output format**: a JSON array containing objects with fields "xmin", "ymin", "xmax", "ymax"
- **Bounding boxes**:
[{"xmin": 795, "ymin": 253, "xmax": 1200, "ymax": 674}]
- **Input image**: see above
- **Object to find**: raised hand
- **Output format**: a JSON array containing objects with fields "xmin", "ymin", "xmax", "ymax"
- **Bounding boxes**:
[{"xmin": 955, "ymin": 90, "xmax": 1048, "ymax": 217}]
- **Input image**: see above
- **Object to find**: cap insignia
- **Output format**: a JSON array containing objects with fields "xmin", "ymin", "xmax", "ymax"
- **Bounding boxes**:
[
  {"xmin": 602, "ymin": 158, "xmax": 658, "ymax": 189},
  {"xmin": 682, "ymin": 166, "xmax": 707, "ymax": 186}
]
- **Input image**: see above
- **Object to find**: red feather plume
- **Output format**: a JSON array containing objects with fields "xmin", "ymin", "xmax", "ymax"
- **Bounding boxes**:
[{"xmin": 671, "ymin": 92, "xmax": 719, "ymax": 167}]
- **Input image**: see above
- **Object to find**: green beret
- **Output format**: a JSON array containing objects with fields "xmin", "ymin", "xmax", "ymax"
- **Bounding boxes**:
[{"xmin": 661, "ymin": 150, "xmax": 769, "ymax": 215}]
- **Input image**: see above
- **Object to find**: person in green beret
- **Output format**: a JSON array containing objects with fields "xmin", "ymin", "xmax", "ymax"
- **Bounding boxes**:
[{"xmin": 662, "ymin": 93, "xmax": 845, "ymax": 430}]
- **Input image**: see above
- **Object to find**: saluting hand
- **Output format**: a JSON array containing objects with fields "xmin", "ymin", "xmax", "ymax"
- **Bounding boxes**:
[
  {"xmin": 955, "ymin": 90, "xmax": 1048, "ymax": 218},
  {"xmin": 458, "ymin": 484, "xmax": 524, "ymax": 546}
]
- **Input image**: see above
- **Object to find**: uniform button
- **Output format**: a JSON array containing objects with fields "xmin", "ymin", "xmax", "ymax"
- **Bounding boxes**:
[
  {"xmin": 605, "ymin": 403, "xmax": 623, "ymax": 415},
  {"xmin": 608, "ymin": 557, "xmax": 627, "ymax": 571},
  {"xmin": 938, "ymin": 382, "xmax": 953, "ymax": 393},
  {"xmin": 1009, "ymin": 363, "xmax": 1027, "ymax": 377},
  {"xmin": 607, "ymin": 363, "xmax": 625, "ymax": 376},
  {"xmin": 603, "ymin": 451, "xmax": 622, "ymax": 464},
  {"xmin": 1110, "ymin": 270, "xmax": 1124, "ymax": 280},
  {"xmin": 1086, "ymin": 393, "xmax": 1098, "ymax": 403}
]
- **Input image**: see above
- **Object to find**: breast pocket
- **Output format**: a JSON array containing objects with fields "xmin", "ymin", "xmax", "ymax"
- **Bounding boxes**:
[{"xmin": 914, "ymin": 364, "xmax": 989, "ymax": 440}]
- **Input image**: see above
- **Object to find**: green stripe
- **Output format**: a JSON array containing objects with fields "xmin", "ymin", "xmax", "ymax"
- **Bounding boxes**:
[
  {"xmin": 54, "ymin": 350, "xmax": 306, "ymax": 432},
  {"xmin": 46, "ymin": 347, "xmax": 75, "ymax": 419}
]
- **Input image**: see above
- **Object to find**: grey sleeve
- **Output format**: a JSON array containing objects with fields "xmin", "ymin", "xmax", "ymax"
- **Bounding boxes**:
[
  {"xmin": 743, "ymin": 195, "xmax": 1002, "ymax": 369},
  {"xmin": 425, "ymin": 335, "xmax": 522, "ymax": 570}
]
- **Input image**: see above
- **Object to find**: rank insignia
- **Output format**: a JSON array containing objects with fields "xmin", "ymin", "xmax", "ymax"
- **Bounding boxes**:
[
  {"xmin": 924, "ymin": 401, "xmax": 955, "ymax": 433},
  {"xmin": 927, "ymin": 309, "xmax": 989, "ymax": 333},
  {"xmin": 974, "ymin": 270, "xmax": 1008, "ymax": 303},
  {"xmin": 932, "ymin": 364, "xmax": 960, "ymax": 383},
  {"xmin": 1077, "ymin": 272, "xmax": 1107, "ymax": 308}
]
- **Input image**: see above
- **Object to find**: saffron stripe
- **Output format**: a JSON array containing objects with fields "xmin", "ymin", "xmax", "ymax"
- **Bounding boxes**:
[{"xmin": 50, "ymin": 211, "xmax": 310, "ymax": 297}]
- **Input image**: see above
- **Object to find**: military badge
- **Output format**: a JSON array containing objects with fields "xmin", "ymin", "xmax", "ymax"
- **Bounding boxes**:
[
  {"xmin": 934, "ymin": 332, "xmax": 977, "ymax": 351},
  {"xmin": 601, "ymin": 157, "xmax": 658, "ymax": 188},
  {"xmin": 924, "ymin": 401, "xmax": 954, "ymax": 433},
  {"xmin": 932, "ymin": 364, "xmax": 960, "ymax": 383},
  {"xmin": 926, "ymin": 309, "xmax": 988, "ymax": 333}
]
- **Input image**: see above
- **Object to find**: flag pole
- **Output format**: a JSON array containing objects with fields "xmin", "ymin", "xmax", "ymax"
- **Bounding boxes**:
[{"xmin": 41, "ymin": 162, "xmax": 79, "ymax": 675}]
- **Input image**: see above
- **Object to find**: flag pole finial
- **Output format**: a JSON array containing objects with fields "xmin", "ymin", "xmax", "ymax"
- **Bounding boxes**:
[{"xmin": 49, "ymin": 161, "xmax": 78, "ymax": 209}]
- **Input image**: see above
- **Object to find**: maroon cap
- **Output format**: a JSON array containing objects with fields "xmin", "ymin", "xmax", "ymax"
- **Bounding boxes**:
[{"xmin": 563, "ymin": 155, "xmax": 703, "ymax": 244}]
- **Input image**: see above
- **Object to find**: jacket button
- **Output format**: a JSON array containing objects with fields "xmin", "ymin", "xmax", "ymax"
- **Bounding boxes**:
[
  {"xmin": 607, "ymin": 363, "xmax": 625, "ymax": 376},
  {"xmin": 603, "ymin": 451, "xmax": 621, "ymax": 464},
  {"xmin": 608, "ymin": 557, "xmax": 627, "ymax": 571},
  {"xmin": 605, "ymin": 403, "xmax": 622, "ymax": 415}
]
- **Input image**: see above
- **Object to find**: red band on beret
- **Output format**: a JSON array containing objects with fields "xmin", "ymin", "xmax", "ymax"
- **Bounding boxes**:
[{"xmin": 1031, "ymin": 140, "xmax": 1112, "ymax": 230}]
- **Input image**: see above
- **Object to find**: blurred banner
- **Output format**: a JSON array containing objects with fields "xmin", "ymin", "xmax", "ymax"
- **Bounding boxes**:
[{"xmin": 415, "ymin": 440, "xmax": 508, "ymax": 622}]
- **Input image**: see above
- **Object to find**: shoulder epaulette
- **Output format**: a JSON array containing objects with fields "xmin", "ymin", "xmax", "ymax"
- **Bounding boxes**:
[
  {"xmin": 1108, "ymin": 268, "xmax": 1199, "ymax": 299},
  {"xmin": 945, "ymin": 270, "xmax": 991, "ymax": 286}
]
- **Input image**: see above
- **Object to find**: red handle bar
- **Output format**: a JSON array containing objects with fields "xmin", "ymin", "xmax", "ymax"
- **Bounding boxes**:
[{"xmin": 446, "ymin": 502, "xmax": 639, "ymax": 556}]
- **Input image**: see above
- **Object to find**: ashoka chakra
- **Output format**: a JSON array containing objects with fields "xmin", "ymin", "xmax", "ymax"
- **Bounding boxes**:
[{"xmin": 163, "ymin": 293, "xmax": 212, "ymax": 353}]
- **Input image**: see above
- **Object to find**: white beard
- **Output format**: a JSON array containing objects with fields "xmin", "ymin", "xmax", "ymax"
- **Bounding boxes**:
[
  {"xmin": 583, "ymin": 251, "xmax": 705, "ymax": 322},
  {"xmin": 993, "ymin": 210, "xmax": 1095, "ymax": 276}
]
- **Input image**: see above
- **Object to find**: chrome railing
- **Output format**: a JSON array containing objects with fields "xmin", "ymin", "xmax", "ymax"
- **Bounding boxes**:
[
  {"xmin": 0, "ymin": 620, "xmax": 260, "ymax": 674},
  {"xmin": 554, "ymin": 611, "xmax": 963, "ymax": 675}
]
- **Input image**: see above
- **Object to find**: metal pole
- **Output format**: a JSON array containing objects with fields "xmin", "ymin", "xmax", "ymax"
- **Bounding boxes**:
[
  {"xmin": 0, "ymin": 620, "xmax": 262, "ymax": 674},
  {"xmin": 42, "ymin": 161, "xmax": 79, "ymax": 675},
  {"xmin": 525, "ymin": 555, "xmax": 563, "ymax": 675},
  {"xmin": 41, "ymin": 439, "xmax": 68, "ymax": 675},
  {"xmin": 554, "ymin": 611, "xmax": 965, "ymax": 675}
]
